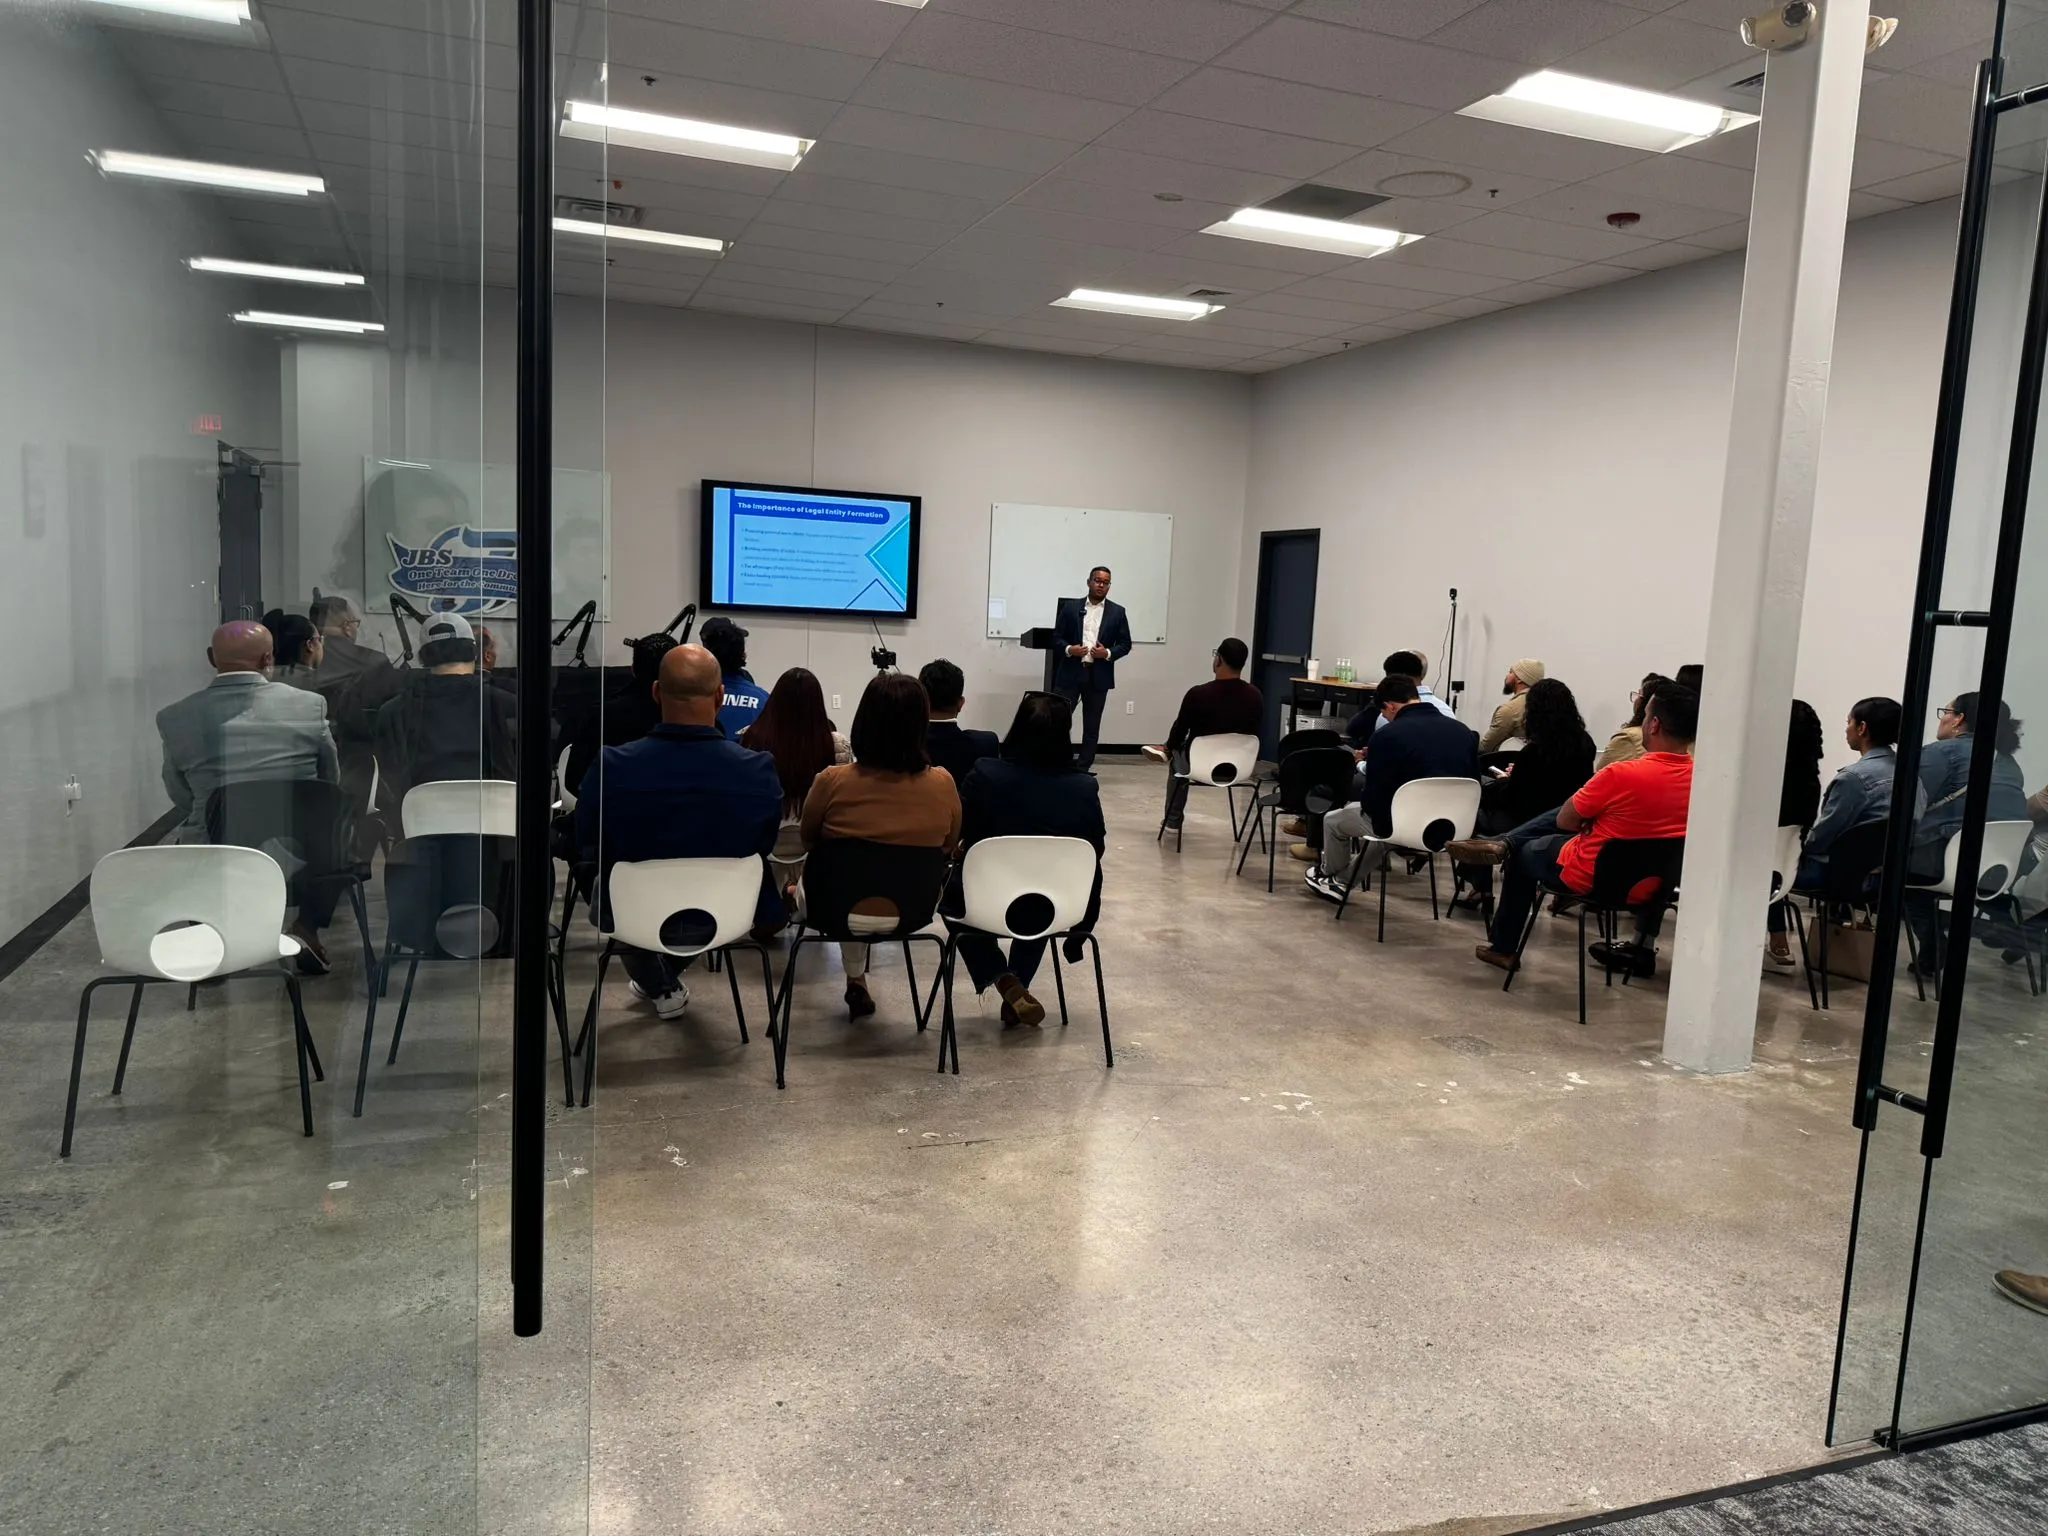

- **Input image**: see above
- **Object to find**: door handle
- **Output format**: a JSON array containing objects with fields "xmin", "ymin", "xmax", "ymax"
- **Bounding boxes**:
[{"xmin": 1262, "ymin": 653, "xmax": 1305, "ymax": 664}]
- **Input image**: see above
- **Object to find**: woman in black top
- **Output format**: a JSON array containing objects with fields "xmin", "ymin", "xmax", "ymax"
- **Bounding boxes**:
[
  {"xmin": 1459, "ymin": 678, "xmax": 1596, "ymax": 902},
  {"xmin": 1780, "ymin": 699, "xmax": 1825, "ymax": 832},
  {"xmin": 944, "ymin": 692, "xmax": 1106, "ymax": 1028}
]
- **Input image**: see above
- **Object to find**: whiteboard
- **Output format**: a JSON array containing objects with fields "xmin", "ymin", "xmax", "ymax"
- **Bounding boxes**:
[{"xmin": 985, "ymin": 504, "xmax": 1172, "ymax": 642}]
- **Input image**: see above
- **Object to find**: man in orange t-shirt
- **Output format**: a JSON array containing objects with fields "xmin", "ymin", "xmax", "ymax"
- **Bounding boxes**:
[{"xmin": 1476, "ymin": 685, "xmax": 1697, "ymax": 976}]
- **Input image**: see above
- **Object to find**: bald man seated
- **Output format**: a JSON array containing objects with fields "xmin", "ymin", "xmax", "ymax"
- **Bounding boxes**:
[
  {"xmin": 157, "ymin": 622, "xmax": 342, "ymax": 963},
  {"xmin": 573, "ymin": 644, "xmax": 785, "ymax": 1017}
]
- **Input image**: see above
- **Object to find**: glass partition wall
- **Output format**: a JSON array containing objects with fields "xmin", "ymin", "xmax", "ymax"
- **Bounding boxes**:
[
  {"xmin": 0, "ymin": 0, "xmax": 592, "ymax": 1528},
  {"xmin": 1832, "ymin": 0, "xmax": 2048, "ymax": 1450}
]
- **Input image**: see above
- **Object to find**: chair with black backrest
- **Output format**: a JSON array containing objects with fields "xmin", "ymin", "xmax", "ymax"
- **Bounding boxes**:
[
  {"xmin": 61, "ymin": 845, "xmax": 321, "ymax": 1156},
  {"xmin": 1332, "ymin": 777, "xmax": 1482, "ymax": 941},
  {"xmin": 1503, "ymin": 836, "xmax": 1685, "ymax": 1025},
  {"xmin": 353, "ymin": 780, "xmax": 573, "ymax": 1114},
  {"xmin": 1901, "ymin": 820, "xmax": 2037, "ymax": 1003},
  {"xmin": 1786, "ymin": 818, "xmax": 1887, "ymax": 1012},
  {"xmin": 1237, "ymin": 746, "xmax": 1356, "ymax": 893},
  {"xmin": 204, "ymin": 778, "xmax": 375, "ymax": 988},
  {"xmin": 773, "ymin": 839, "xmax": 950, "ymax": 1089},
  {"xmin": 935, "ymin": 835, "xmax": 1110, "ymax": 1076},
  {"xmin": 574, "ymin": 854, "xmax": 779, "ymax": 1106},
  {"xmin": 1288, "ymin": 681, "xmax": 1328, "ymax": 736},
  {"xmin": 1158, "ymin": 732, "xmax": 1261, "ymax": 851}
]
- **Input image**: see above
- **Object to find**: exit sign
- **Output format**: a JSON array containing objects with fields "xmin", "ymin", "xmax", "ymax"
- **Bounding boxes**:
[{"xmin": 191, "ymin": 413, "xmax": 223, "ymax": 435}]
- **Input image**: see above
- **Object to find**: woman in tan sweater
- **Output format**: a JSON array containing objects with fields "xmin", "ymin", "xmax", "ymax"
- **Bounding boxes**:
[{"xmin": 800, "ymin": 671, "xmax": 962, "ymax": 1018}]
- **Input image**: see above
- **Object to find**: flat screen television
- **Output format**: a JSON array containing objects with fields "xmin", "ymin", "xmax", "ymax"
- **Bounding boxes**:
[{"xmin": 699, "ymin": 479, "xmax": 921, "ymax": 619}]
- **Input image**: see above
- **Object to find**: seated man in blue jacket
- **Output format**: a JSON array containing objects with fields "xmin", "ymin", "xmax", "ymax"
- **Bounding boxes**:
[
  {"xmin": 1306, "ymin": 674, "xmax": 1480, "ymax": 902},
  {"xmin": 576, "ymin": 643, "xmax": 783, "ymax": 1017}
]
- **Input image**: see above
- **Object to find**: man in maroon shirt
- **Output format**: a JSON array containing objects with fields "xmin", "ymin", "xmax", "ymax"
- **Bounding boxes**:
[{"xmin": 1149, "ymin": 637, "xmax": 1264, "ymax": 831}]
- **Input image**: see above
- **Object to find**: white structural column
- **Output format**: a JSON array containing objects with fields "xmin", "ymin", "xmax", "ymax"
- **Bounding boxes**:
[{"xmin": 1665, "ymin": 0, "xmax": 1872, "ymax": 1072}]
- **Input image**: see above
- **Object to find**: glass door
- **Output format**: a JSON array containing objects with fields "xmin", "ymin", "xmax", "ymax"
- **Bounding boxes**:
[{"xmin": 1832, "ymin": 5, "xmax": 2048, "ymax": 1448}]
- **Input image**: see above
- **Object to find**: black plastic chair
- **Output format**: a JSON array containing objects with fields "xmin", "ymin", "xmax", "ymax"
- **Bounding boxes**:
[
  {"xmin": 1785, "ymin": 819, "xmax": 1888, "ymax": 1011},
  {"xmin": 773, "ymin": 839, "xmax": 950, "ymax": 1089},
  {"xmin": 1504, "ymin": 836, "xmax": 1685, "ymax": 1024},
  {"xmin": 1237, "ymin": 746, "xmax": 1356, "ymax": 892},
  {"xmin": 1273, "ymin": 727, "xmax": 1344, "ymax": 761},
  {"xmin": 356, "ymin": 833, "xmax": 574, "ymax": 1113},
  {"xmin": 204, "ymin": 777, "xmax": 375, "ymax": 977}
]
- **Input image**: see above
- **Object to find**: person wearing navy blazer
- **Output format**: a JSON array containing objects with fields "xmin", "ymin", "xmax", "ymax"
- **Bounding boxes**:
[{"xmin": 1051, "ymin": 565, "xmax": 1133, "ymax": 770}]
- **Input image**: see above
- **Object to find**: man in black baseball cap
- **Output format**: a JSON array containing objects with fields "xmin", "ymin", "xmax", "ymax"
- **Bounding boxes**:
[
  {"xmin": 373, "ymin": 611, "xmax": 518, "ymax": 803},
  {"xmin": 699, "ymin": 615, "xmax": 766, "ymax": 739}
]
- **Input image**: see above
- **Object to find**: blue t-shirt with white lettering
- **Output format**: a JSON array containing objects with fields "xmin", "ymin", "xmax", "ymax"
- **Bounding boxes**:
[{"xmin": 718, "ymin": 669, "xmax": 767, "ymax": 740}]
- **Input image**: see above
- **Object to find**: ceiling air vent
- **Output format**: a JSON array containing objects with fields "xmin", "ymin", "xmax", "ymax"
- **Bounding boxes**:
[
  {"xmin": 555, "ymin": 193, "xmax": 643, "ymax": 226},
  {"xmin": 1725, "ymin": 69, "xmax": 1766, "ymax": 96},
  {"xmin": 1257, "ymin": 183, "xmax": 1390, "ymax": 220},
  {"xmin": 1184, "ymin": 288, "xmax": 1233, "ymax": 300}
]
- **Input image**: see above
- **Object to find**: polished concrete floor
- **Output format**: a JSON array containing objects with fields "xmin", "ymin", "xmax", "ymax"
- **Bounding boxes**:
[{"xmin": 9, "ymin": 761, "xmax": 2036, "ymax": 1533}]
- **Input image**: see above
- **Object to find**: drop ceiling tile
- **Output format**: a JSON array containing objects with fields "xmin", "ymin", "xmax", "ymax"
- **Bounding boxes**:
[
  {"xmin": 1101, "ymin": 347, "xmax": 1233, "ymax": 367},
  {"xmin": 939, "ymin": 0, "xmax": 1274, "ymax": 62},
  {"xmin": 116, "ymin": 33, "xmax": 291, "ymax": 92},
  {"xmin": 1197, "ymin": 307, "xmax": 1355, "ymax": 338},
  {"xmin": 1537, "ymin": 260, "xmax": 1639, "ymax": 289},
  {"xmin": 1858, "ymin": 0, "xmax": 2000, "ymax": 69},
  {"xmin": 1601, "ymin": 238, "xmax": 1723, "ymax": 270},
  {"xmin": 296, "ymin": 97, "xmax": 510, "ymax": 155},
  {"xmin": 1485, "ymin": 278, "xmax": 1575, "ymax": 302},
  {"xmin": 793, "ymin": 142, "xmax": 1041, "ymax": 203},
  {"xmin": 1380, "ymin": 234, "xmax": 1581, "ymax": 278},
  {"xmin": 1315, "ymin": 147, "xmax": 1567, "ymax": 208},
  {"xmin": 1058, "ymin": 145, "xmax": 1300, "ymax": 205},
  {"xmin": 262, "ymin": 10, "xmax": 514, "ymax": 89},
  {"xmin": 580, "ymin": 180, "xmax": 770, "ymax": 226},
  {"xmin": 838, "ymin": 314, "xmax": 990, "ymax": 342},
  {"xmin": 973, "ymin": 205, "xmax": 1186, "ymax": 252},
  {"xmin": 593, "ymin": 74, "xmax": 847, "ymax": 139},
  {"xmin": 134, "ymin": 76, "xmax": 299, "ymax": 129},
  {"xmin": 1361, "ymin": 309, "xmax": 1458, "ymax": 330},
  {"xmin": 1444, "ymin": 208, "xmax": 1657, "ymax": 258},
  {"xmin": 849, "ymin": 63, "xmax": 1134, "ymax": 139},
  {"xmin": 1095, "ymin": 110, "xmax": 1362, "ymax": 179},
  {"xmin": 1852, "ymin": 136, "xmax": 1955, "ymax": 187},
  {"xmin": 1687, "ymin": 217, "xmax": 1748, "ymax": 249},
  {"xmin": 1215, "ymin": 18, "xmax": 1524, "ymax": 108},
  {"xmin": 1426, "ymin": 0, "xmax": 1649, "ymax": 68},
  {"xmin": 1380, "ymin": 112, "xmax": 1655, "ymax": 180},
  {"xmin": 1101, "ymin": 250, "xmax": 1337, "ymax": 295},
  {"xmin": 1576, "ymin": 153, "xmax": 1758, "ymax": 214},
  {"xmin": 1012, "ymin": 176, "xmax": 1239, "ymax": 232},
  {"xmin": 1426, "ymin": 294, "xmax": 1514, "ymax": 318},
  {"xmin": 1154, "ymin": 230, "xmax": 1363, "ymax": 276},
  {"xmin": 767, "ymin": 171, "xmax": 1000, "ymax": 231},
  {"xmin": 724, "ymin": 244, "xmax": 915, "ymax": 284},
  {"xmin": 701, "ymin": 262, "xmax": 887, "ymax": 297},
  {"xmin": 693, "ymin": 294, "xmax": 853, "ymax": 324},
  {"xmin": 746, "ymin": 203, "xmax": 961, "ymax": 257},
  {"xmin": 939, "ymin": 226, "xmax": 1172, "ymax": 275},
  {"xmin": 976, "ymin": 330, "xmax": 1122, "ymax": 357},
  {"xmin": 1235, "ymin": 290, "xmax": 1406, "ymax": 324},
  {"xmin": 821, "ymin": 105, "xmax": 1085, "ymax": 176},
  {"xmin": 1096, "ymin": 329, "xmax": 1274, "ymax": 358},
  {"xmin": 1281, "ymin": 274, "xmax": 1466, "ymax": 308},
  {"xmin": 154, "ymin": 111, "xmax": 319, "ymax": 167},
  {"xmin": 1504, "ymin": 184, "xmax": 1735, "ymax": 239},
  {"xmin": 1353, "ymin": 196, "xmax": 1493, "ymax": 234},
  {"xmin": 588, "ymin": 16, "xmax": 878, "ymax": 102},
  {"xmin": 1554, "ymin": 14, "xmax": 1758, "ymax": 88},
  {"xmin": 851, "ymin": 299, "xmax": 1017, "ymax": 330},
  {"xmin": 1848, "ymin": 189, "xmax": 1914, "ymax": 219},
  {"xmin": 604, "ymin": 0, "xmax": 914, "ymax": 55},
  {"xmin": 1291, "ymin": 0, "xmax": 1496, "ymax": 42},
  {"xmin": 887, "ymin": 11, "xmax": 1198, "ymax": 105},
  {"xmin": 1147, "ymin": 67, "xmax": 1440, "ymax": 147},
  {"xmin": 1856, "ymin": 162, "xmax": 1970, "ymax": 202},
  {"xmin": 1854, "ymin": 73, "xmax": 1977, "ymax": 157},
  {"xmin": 279, "ymin": 58, "xmax": 512, "ymax": 123},
  {"xmin": 1325, "ymin": 256, "xmax": 1511, "ymax": 294}
]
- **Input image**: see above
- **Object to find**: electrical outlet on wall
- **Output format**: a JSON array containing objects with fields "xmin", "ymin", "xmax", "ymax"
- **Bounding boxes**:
[
  {"xmin": 1124, "ymin": 700, "xmax": 1135, "ymax": 714},
  {"xmin": 63, "ymin": 774, "xmax": 82, "ymax": 814},
  {"xmin": 831, "ymin": 694, "xmax": 842, "ymax": 710}
]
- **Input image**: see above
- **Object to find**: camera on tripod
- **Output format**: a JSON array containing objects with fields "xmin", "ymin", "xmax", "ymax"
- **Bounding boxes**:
[{"xmin": 870, "ymin": 644, "xmax": 897, "ymax": 671}]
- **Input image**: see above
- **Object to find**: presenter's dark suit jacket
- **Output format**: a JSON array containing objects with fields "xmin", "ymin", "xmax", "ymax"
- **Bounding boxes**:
[{"xmin": 1051, "ymin": 597, "xmax": 1133, "ymax": 695}]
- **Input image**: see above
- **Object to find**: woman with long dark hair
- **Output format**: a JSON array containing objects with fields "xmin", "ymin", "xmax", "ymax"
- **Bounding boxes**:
[
  {"xmin": 742, "ymin": 667, "xmax": 850, "ymax": 897},
  {"xmin": 943, "ymin": 692, "xmax": 1105, "ymax": 1028},
  {"xmin": 800, "ymin": 672, "xmax": 961, "ymax": 1019},
  {"xmin": 1458, "ymin": 677, "xmax": 1595, "ymax": 906},
  {"xmin": 1780, "ymin": 699, "xmax": 1826, "ymax": 834}
]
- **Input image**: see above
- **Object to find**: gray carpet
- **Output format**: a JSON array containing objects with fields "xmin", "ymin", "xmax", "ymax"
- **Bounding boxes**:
[{"xmin": 1561, "ymin": 1423, "xmax": 2048, "ymax": 1534}]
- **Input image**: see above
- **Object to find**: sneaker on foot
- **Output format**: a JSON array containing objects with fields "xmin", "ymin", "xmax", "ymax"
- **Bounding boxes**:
[
  {"xmin": 1141, "ymin": 744, "xmax": 1169, "ymax": 763},
  {"xmin": 628, "ymin": 978, "xmax": 690, "ymax": 1019},
  {"xmin": 1994, "ymin": 1269, "xmax": 2048, "ymax": 1315},
  {"xmin": 1303, "ymin": 870, "xmax": 1346, "ymax": 904},
  {"xmin": 1289, "ymin": 842, "xmax": 1318, "ymax": 863},
  {"xmin": 1588, "ymin": 940, "xmax": 1657, "ymax": 979},
  {"xmin": 1447, "ymin": 839, "xmax": 1508, "ymax": 866}
]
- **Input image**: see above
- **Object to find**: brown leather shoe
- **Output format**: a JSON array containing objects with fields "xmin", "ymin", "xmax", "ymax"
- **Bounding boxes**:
[
  {"xmin": 1448, "ymin": 839, "xmax": 1508, "ymax": 866},
  {"xmin": 1994, "ymin": 1269, "xmax": 2048, "ymax": 1315},
  {"xmin": 1281, "ymin": 818, "xmax": 1307, "ymax": 837},
  {"xmin": 995, "ymin": 972, "xmax": 1044, "ymax": 1028},
  {"xmin": 1474, "ymin": 945, "xmax": 1518, "ymax": 974},
  {"xmin": 1289, "ymin": 842, "xmax": 1318, "ymax": 863}
]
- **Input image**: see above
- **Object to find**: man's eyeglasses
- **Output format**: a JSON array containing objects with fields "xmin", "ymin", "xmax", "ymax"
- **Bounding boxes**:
[{"xmin": 1935, "ymin": 706, "xmax": 1957, "ymax": 719}]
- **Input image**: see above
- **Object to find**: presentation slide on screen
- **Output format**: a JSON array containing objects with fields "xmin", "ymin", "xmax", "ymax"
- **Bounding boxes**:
[{"xmin": 707, "ymin": 486, "xmax": 914, "ymax": 613}]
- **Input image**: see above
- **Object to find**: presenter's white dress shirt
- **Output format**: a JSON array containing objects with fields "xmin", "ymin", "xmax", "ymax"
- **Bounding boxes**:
[{"xmin": 1081, "ymin": 597, "xmax": 1104, "ymax": 662}]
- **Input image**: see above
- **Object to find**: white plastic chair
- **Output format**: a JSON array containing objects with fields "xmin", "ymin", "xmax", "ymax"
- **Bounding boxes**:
[
  {"xmin": 1768, "ymin": 822, "xmax": 1804, "ymax": 940},
  {"xmin": 937, "ymin": 836, "xmax": 1111, "ymax": 1074},
  {"xmin": 573, "ymin": 855, "xmax": 777, "ymax": 1105},
  {"xmin": 402, "ymin": 778, "xmax": 517, "ymax": 838},
  {"xmin": 1333, "ymin": 777, "xmax": 1482, "ymax": 942},
  {"xmin": 1158, "ymin": 733, "xmax": 1262, "ymax": 852},
  {"xmin": 1909, "ymin": 821, "xmax": 2038, "ymax": 998},
  {"xmin": 62, "ymin": 845, "xmax": 320, "ymax": 1157}
]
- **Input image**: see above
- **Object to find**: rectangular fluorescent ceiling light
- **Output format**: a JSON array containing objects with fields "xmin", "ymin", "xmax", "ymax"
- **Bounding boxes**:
[
  {"xmin": 1203, "ymin": 208, "xmax": 1420, "ymax": 257},
  {"xmin": 82, "ymin": 0, "xmax": 251, "ymax": 22},
  {"xmin": 92, "ymin": 150, "xmax": 322, "ymax": 197},
  {"xmin": 1052, "ymin": 289, "xmax": 1220, "ymax": 321},
  {"xmin": 189, "ymin": 256, "xmax": 363, "ymax": 286},
  {"xmin": 552, "ymin": 218, "xmax": 723, "ymax": 254},
  {"xmin": 559, "ymin": 101, "xmax": 810, "ymax": 171},
  {"xmin": 1459, "ymin": 71, "xmax": 1756, "ymax": 153},
  {"xmin": 232, "ymin": 311, "xmax": 383, "ymax": 334}
]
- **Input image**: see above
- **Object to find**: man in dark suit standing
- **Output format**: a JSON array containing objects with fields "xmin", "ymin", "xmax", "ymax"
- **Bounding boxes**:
[{"xmin": 1052, "ymin": 565, "xmax": 1132, "ymax": 771}]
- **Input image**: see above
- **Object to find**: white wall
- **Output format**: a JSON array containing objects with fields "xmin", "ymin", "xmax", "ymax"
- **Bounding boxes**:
[
  {"xmin": 0, "ymin": 16, "xmax": 279, "ymax": 933},
  {"xmin": 1242, "ymin": 198, "xmax": 1967, "ymax": 773}
]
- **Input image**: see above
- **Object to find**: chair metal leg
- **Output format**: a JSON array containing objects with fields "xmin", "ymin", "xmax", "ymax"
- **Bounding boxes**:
[
  {"xmin": 1577, "ymin": 907, "xmax": 1590, "ymax": 1025},
  {"xmin": 549, "ymin": 951, "xmax": 575, "ymax": 1104},
  {"xmin": 348, "ymin": 882, "xmax": 374, "ymax": 969},
  {"xmin": 1821, "ymin": 909, "xmax": 1834, "ymax": 1011},
  {"xmin": 1427, "ymin": 856, "xmax": 1441, "ymax": 921},
  {"xmin": 353, "ymin": 953, "xmax": 381, "ymax": 1117},
  {"xmin": 936, "ymin": 934, "xmax": 960, "ymax": 1074},
  {"xmin": 1050, "ymin": 941, "xmax": 1070, "ymax": 1026},
  {"xmin": 578, "ymin": 943, "xmax": 616, "ymax": 1109},
  {"xmin": 62, "ymin": 977, "xmax": 117, "ymax": 1157},
  {"xmin": 1333, "ymin": 842, "xmax": 1366, "ymax": 921},
  {"xmin": 1235, "ymin": 807, "xmax": 1263, "ymax": 877},
  {"xmin": 1267, "ymin": 811, "xmax": 1280, "ymax": 893},
  {"xmin": 384, "ymin": 958, "xmax": 421, "ymax": 1065},
  {"xmin": 1377, "ymin": 852, "xmax": 1390, "ymax": 943},
  {"xmin": 1504, "ymin": 899, "xmax": 1544, "ymax": 995},
  {"xmin": 186, "ymin": 981, "xmax": 198, "ymax": 1012},
  {"xmin": 1904, "ymin": 918, "xmax": 1925, "ymax": 1003},
  {"xmin": 773, "ymin": 934, "xmax": 808, "ymax": 1089},
  {"xmin": 1793, "ymin": 898, "xmax": 1820, "ymax": 1012},
  {"xmin": 901, "ymin": 941, "xmax": 920, "ymax": 1032},
  {"xmin": 1086, "ymin": 934, "xmax": 1112, "ymax": 1069},
  {"xmin": 724, "ymin": 946, "xmax": 749, "ymax": 1044},
  {"xmin": 758, "ymin": 947, "xmax": 779, "ymax": 1038},
  {"xmin": 111, "ymin": 982, "xmax": 144, "ymax": 1095},
  {"xmin": 282, "ymin": 973, "xmax": 315, "ymax": 1137}
]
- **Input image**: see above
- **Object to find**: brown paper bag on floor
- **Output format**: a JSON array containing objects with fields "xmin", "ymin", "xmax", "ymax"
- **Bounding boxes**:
[{"xmin": 1804, "ymin": 914, "xmax": 1876, "ymax": 983}]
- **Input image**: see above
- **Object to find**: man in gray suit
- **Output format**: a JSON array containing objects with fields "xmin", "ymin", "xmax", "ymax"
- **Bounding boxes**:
[{"xmin": 158, "ymin": 622, "xmax": 341, "ymax": 961}]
